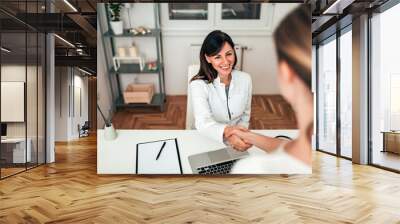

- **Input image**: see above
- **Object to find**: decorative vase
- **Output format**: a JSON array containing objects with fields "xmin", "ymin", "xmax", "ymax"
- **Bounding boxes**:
[
  {"xmin": 117, "ymin": 47, "xmax": 126, "ymax": 57},
  {"xmin": 104, "ymin": 123, "xmax": 117, "ymax": 140},
  {"xmin": 128, "ymin": 46, "xmax": 138, "ymax": 57},
  {"xmin": 110, "ymin": 21, "xmax": 123, "ymax": 35}
]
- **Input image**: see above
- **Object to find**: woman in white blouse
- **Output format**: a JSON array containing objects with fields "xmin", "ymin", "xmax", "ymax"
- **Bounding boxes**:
[{"xmin": 190, "ymin": 30, "xmax": 252, "ymax": 150}]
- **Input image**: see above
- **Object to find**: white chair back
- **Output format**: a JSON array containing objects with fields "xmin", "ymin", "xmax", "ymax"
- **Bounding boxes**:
[{"xmin": 186, "ymin": 64, "xmax": 200, "ymax": 130}]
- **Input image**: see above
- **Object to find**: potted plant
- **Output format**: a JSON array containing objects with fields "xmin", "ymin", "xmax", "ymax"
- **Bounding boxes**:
[{"xmin": 108, "ymin": 3, "xmax": 123, "ymax": 35}]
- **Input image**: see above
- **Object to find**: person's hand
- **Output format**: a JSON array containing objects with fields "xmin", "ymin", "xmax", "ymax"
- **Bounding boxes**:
[
  {"xmin": 226, "ymin": 134, "xmax": 252, "ymax": 151},
  {"xmin": 224, "ymin": 126, "xmax": 252, "ymax": 151},
  {"xmin": 224, "ymin": 126, "xmax": 252, "ymax": 150},
  {"xmin": 224, "ymin": 125, "xmax": 249, "ymax": 139},
  {"xmin": 227, "ymin": 128, "xmax": 255, "ymax": 146}
]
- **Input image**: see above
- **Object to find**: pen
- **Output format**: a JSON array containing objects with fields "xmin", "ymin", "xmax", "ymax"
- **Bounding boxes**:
[{"xmin": 156, "ymin": 141, "xmax": 167, "ymax": 160}]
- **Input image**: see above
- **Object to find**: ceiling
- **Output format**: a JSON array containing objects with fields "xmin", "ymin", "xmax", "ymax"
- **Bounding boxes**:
[
  {"xmin": 310, "ymin": 0, "xmax": 390, "ymax": 42},
  {"xmin": 0, "ymin": 0, "xmax": 97, "ymax": 74},
  {"xmin": 6, "ymin": 0, "xmax": 391, "ymax": 74}
]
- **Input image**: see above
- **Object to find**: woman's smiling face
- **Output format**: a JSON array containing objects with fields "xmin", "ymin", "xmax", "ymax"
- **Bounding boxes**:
[{"xmin": 205, "ymin": 42, "xmax": 235, "ymax": 77}]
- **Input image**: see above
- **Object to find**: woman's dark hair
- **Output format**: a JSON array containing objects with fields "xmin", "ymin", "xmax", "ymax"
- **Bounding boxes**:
[
  {"xmin": 191, "ymin": 30, "xmax": 237, "ymax": 83},
  {"xmin": 273, "ymin": 4, "xmax": 311, "ymax": 89}
]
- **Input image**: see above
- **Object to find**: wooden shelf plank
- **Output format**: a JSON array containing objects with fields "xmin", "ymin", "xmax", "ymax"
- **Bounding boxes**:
[
  {"xmin": 115, "ymin": 93, "xmax": 166, "ymax": 108},
  {"xmin": 104, "ymin": 29, "xmax": 160, "ymax": 38}
]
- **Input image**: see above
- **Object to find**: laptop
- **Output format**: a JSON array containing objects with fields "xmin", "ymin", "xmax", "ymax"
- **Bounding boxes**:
[
  {"xmin": 1, "ymin": 123, "xmax": 7, "ymax": 140},
  {"xmin": 188, "ymin": 147, "xmax": 249, "ymax": 174}
]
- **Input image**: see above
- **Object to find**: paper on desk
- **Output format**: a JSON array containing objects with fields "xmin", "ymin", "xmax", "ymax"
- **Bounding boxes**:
[{"xmin": 136, "ymin": 138, "xmax": 182, "ymax": 174}]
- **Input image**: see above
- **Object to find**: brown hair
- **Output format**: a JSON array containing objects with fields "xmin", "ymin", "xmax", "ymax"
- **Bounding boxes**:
[
  {"xmin": 274, "ymin": 4, "xmax": 313, "ymax": 140},
  {"xmin": 273, "ymin": 4, "xmax": 311, "ymax": 89},
  {"xmin": 190, "ymin": 30, "xmax": 237, "ymax": 83}
]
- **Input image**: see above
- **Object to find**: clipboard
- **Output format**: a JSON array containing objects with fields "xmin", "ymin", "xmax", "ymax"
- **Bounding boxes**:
[{"xmin": 136, "ymin": 138, "xmax": 183, "ymax": 174}]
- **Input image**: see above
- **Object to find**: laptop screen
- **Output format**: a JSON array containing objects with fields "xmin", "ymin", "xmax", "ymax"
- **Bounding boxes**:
[{"xmin": 1, "ymin": 123, "xmax": 7, "ymax": 137}]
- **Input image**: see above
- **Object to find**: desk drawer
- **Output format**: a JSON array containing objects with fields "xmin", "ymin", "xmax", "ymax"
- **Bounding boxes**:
[
  {"xmin": 0, "ymin": 140, "xmax": 32, "ymax": 164},
  {"xmin": 13, "ymin": 141, "xmax": 31, "ymax": 163},
  {"xmin": 0, "ymin": 145, "xmax": 14, "ymax": 164}
]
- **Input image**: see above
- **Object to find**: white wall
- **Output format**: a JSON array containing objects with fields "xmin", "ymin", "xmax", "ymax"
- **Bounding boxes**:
[
  {"xmin": 54, "ymin": 67, "xmax": 89, "ymax": 141},
  {"xmin": 1, "ymin": 64, "xmax": 46, "ymax": 163},
  {"xmin": 98, "ymin": 3, "xmax": 299, "ymax": 96},
  {"xmin": 1, "ymin": 65, "xmax": 37, "ymax": 137},
  {"xmin": 1, "ymin": 66, "xmax": 26, "ymax": 134},
  {"xmin": 55, "ymin": 67, "xmax": 69, "ymax": 141}
]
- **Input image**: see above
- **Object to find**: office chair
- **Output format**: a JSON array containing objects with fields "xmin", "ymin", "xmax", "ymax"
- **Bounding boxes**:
[
  {"xmin": 79, "ymin": 121, "xmax": 90, "ymax": 138},
  {"xmin": 274, "ymin": 135, "xmax": 292, "ymax": 140},
  {"xmin": 186, "ymin": 64, "xmax": 200, "ymax": 130}
]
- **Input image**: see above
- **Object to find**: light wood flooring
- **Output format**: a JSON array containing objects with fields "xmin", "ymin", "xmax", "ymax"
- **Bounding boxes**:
[
  {"xmin": 1, "ymin": 163, "xmax": 46, "ymax": 178},
  {"xmin": 0, "ymin": 135, "xmax": 400, "ymax": 223},
  {"xmin": 112, "ymin": 95, "xmax": 297, "ymax": 129},
  {"xmin": 372, "ymin": 151, "xmax": 400, "ymax": 171},
  {"xmin": 1, "ymin": 167, "xmax": 25, "ymax": 178}
]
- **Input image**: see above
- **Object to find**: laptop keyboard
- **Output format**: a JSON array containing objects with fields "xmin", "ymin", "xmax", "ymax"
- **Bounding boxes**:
[{"xmin": 197, "ymin": 160, "xmax": 238, "ymax": 175}]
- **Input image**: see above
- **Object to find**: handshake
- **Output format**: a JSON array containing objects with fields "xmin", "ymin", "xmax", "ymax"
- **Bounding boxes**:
[{"xmin": 223, "ymin": 126, "xmax": 252, "ymax": 151}]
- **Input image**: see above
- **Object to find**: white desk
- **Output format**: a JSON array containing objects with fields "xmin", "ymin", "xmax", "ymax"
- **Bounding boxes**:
[
  {"xmin": 97, "ymin": 129, "xmax": 298, "ymax": 174},
  {"xmin": 1, "ymin": 138, "xmax": 32, "ymax": 163}
]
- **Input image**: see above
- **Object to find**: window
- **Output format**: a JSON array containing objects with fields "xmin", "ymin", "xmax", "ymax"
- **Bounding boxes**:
[
  {"xmin": 390, "ymin": 74, "xmax": 400, "ymax": 130},
  {"xmin": 161, "ymin": 3, "xmax": 214, "ymax": 29},
  {"xmin": 161, "ymin": 3, "xmax": 274, "ymax": 31},
  {"xmin": 215, "ymin": 3, "xmax": 273, "ymax": 28},
  {"xmin": 317, "ymin": 36, "xmax": 337, "ymax": 155},
  {"xmin": 221, "ymin": 3, "xmax": 261, "ymax": 20},
  {"xmin": 339, "ymin": 28, "xmax": 352, "ymax": 158},
  {"xmin": 370, "ymin": 2, "xmax": 400, "ymax": 171},
  {"xmin": 168, "ymin": 3, "xmax": 208, "ymax": 20}
]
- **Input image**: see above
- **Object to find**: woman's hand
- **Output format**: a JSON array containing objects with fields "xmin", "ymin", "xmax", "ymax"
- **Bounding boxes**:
[
  {"xmin": 224, "ymin": 126, "xmax": 252, "ymax": 151},
  {"xmin": 226, "ymin": 134, "xmax": 252, "ymax": 151},
  {"xmin": 226, "ymin": 128, "xmax": 255, "ymax": 146},
  {"xmin": 224, "ymin": 126, "xmax": 248, "ymax": 137},
  {"xmin": 227, "ymin": 129, "xmax": 286, "ymax": 153}
]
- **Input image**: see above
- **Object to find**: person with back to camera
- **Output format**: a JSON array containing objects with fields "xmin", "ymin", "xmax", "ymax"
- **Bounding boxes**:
[
  {"xmin": 228, "ymin": 4, "xmax": 313, "ymax": 174},
  {"xmin": 190, "ymin": 30, "xmax": 253, "ymax": 151}
]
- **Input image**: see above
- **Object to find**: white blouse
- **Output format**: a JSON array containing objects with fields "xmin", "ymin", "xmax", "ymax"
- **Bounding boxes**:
[{"xmin": 190, "ymin": 70, "xmax": 252, "ymax": 143}]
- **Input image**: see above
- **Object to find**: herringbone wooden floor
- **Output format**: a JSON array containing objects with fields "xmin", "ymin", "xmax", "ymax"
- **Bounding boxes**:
[
  {"xmin": 112, "ymin": 95, "xmax": 297, "ymax": 129},
  {"xmin": 1, "ymin": 135, "xmax": 400, "ymax": 223}
]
